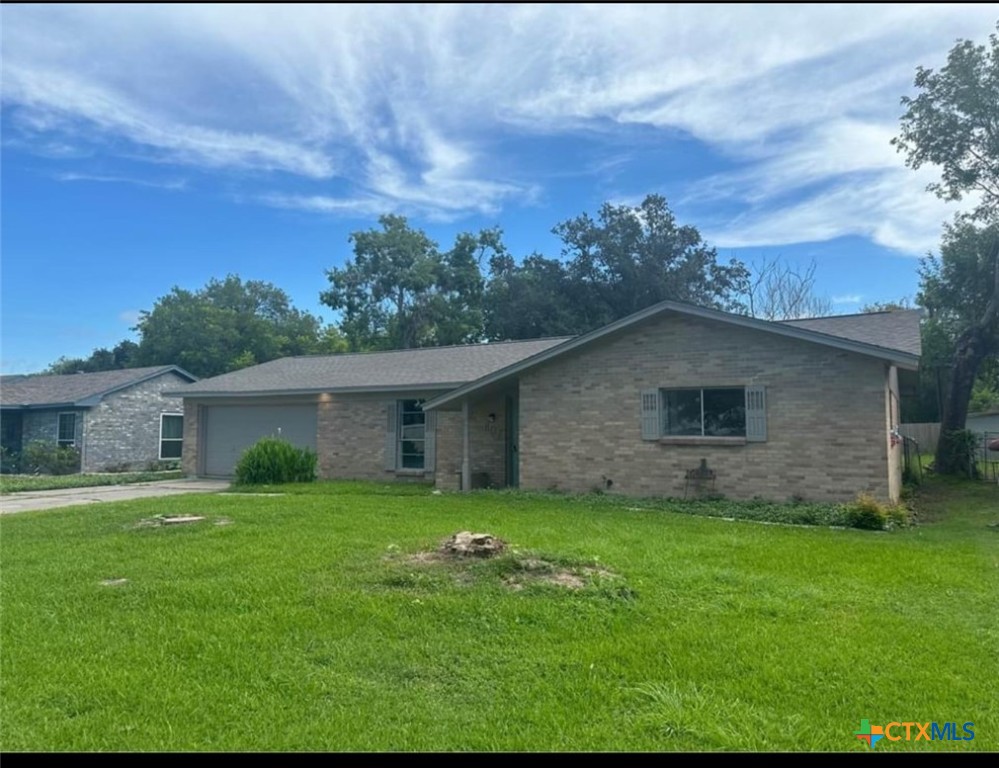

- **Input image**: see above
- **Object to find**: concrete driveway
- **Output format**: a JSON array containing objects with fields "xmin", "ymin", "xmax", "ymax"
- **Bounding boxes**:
[{"xmin": 0, "ymin": 478, "xmax": 231, "ymax": 515}]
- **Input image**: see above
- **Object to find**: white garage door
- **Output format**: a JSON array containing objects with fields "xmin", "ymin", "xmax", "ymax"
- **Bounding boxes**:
[{"xmin": 203, "ymin": 404, "xmax": 317, "ymax": 476}]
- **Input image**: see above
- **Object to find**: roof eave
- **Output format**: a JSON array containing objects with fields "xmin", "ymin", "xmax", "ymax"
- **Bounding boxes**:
[
  {"xmin": 425, "ymin": 301, "xmax": 922, "ymax": 410},
  {"xmin": 167, "ymin": 383, "xmax": 466, "ymax": 398}
]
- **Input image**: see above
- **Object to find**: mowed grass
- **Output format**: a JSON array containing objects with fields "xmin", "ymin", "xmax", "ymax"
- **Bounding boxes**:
[
  {"xmin": 1, "ymin": 479, "xmax": 996, "ymax": 752},
  {"xmin": 0, "ymin": 471, "xmax": 184, "ymax": 495}
]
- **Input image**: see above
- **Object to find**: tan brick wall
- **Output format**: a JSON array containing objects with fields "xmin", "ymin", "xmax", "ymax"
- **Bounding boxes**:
[
  {"xmin": 433, "ymin": 393, "xmax": 509, "ymax": 489},
  {"xmin": 181, "ymin": 400, "xmax": 199, "ymax": 476},
  {"xmin": 887, "ymin": 365, "xmax": 902, "ymax": 501},
  {"xmin": 316, "ymin": 391, "xmax": 445, "ymax": 481},
  {"xmin": 516, "ymin": 312, "xmax": 897, "ymax": 503}
]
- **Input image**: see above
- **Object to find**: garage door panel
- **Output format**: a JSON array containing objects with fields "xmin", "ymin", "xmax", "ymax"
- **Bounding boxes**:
[{"xmin": 204, "ymin": 405, "xmax": 317, "ymax": 476}]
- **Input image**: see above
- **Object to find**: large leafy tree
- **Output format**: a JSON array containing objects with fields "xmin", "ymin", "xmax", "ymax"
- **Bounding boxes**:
[
  {"xmin": 134, "ymin": 275, "xmax": 338, "ymax": 378},
  {"xmin": 321, "ymin": 215, "xmax": 490, "ymax": 350},
  {"xmin": 46, "ymin": 340, "xmax": 139, "ymax": 375},
  {"xmin": 552, "ymin": 194, "xmax": 748, "ymax": 332},
  {"xmin": 893, "ymin": 23, "xmax": 999, "ymax": 473},
  {"xmin": 892, "ymin": 22, "xmax": 999, "ymax": 223},
  {"xmin": 918, "ymin": 221, "xmax": 999, "ymax": 471},
  {"xmin": 483, "ymin": 252, "xmax": 581, "ymax": 340}
]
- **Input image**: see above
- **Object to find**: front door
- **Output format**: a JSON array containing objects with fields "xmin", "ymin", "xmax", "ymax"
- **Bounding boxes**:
[{"xmin": 505, "ymin": 394, "xmax": 519, "ymax": 488}]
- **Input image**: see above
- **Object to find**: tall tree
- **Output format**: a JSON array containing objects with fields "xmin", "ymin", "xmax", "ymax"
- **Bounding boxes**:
[
  {"xmin": 552, "ymin": 194, "xmax": 748, "ymax": 332},
  {"xmin": 320, "ymin": 215, "xmax": 489, "ymax": 350},
  {"xmin": 742, "ymin": 257, "xmax": 833, "ymax": 320},
  {"xmin": 135, "ymin": 275, "xmax": 335, "ymax": 378},
  {"xmin": 483, "ymin": 252, "xmax": 580, "ymax": 340},
  {"xmin": 892, "ymin": 22, "xmax": 999, "ymax": 223},
  {"xmin": 893, "ymin": 23, "xmax": 999, "ymax": 473},
  {"xmin": 918, "ymin": 221, "xmax": 999, "ymax": 471}
]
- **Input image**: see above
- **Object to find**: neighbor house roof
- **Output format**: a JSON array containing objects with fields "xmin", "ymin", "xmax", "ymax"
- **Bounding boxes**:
[
  {"xmin": 781, "ymin": 310, "xmax": 922, "ymax": 357},
  {"xmin": 168, "ymin": 338, "xmax": 571, "ymax": 397},
  {"xmin": 0, "ymin": 366, "xmax": 197, "ymax": 409},
  {"xmin": 424, "ymin": 302, "xmax": 923, "ymax": 410}
]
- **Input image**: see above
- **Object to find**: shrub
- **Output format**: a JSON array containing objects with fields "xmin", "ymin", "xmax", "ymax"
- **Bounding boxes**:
[
  {"xmin": 21, "ymin": 440, "xmax": 81, "ymax": 475},
  {"xmin": 844, "ymin": 492, "xmax": 890, "ymax": 530},
  {"xmin": 234, "ymin": 437, "xmax": 317, "ymax": 485},
  {"xmin": 0, "ymin": 446, "xmax": 21, "ymax": 475}
]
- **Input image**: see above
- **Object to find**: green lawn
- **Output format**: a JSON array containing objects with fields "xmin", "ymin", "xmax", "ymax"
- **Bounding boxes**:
[
  {"xmin": 1, "ymin": 479, "xmax": 996, "ymax": 752},
  {"xmin": 0, "ymin": 470, "xmax": 184, "ymax": 495}
]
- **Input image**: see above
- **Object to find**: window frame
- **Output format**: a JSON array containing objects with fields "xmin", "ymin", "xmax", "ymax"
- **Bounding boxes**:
[
  {"xmin": 56, "ymin": 412, "xmax": 77, "ymax": 448},
  {"xmin": 397, "ymin": 399, "xmax": 426, "ymax": 471},
  {"xmin": 159, "ymin": 413, "xmax": 184, "ymax": 460},
  {"xmin": 661, "ymin": 386, "xmax": 747, "ymax": 439}
]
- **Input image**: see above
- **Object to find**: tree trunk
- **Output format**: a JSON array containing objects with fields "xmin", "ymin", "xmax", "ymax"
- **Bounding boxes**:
[{"xmin": 934, "ymin": 242, "xmax": 999, "ymax": 475}]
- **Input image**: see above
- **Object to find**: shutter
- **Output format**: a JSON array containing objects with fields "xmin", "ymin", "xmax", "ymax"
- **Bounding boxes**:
[
  {"xmin": 640, "ymin": 389, "xmax": 661, "ymax": 441},
  {"xmin": 745, "ymin": 385, "xmax": 767, "ymax": 442},
  {"xmin": 423, "ymin": 410, "xmax": 437, "ymax": 473},
  {"xmin": 384, "ymin": 401, "xmax": 398, "ymax": 471}
]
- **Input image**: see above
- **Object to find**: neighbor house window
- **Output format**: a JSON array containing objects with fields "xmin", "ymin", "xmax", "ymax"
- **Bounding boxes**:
[
  {"xmin": 641, "ymin": 385, "xmax": 767, "ymax": 442},
  {"xmin": 398, "ymin": 399, "xmax": 426, "ymax": 469},
  {"xmin": 664, "ymin": 388, "xmax": 746, "ymax": 437},
  {"xmin": 160, "ymin": 414, "xmax": 184, "ymax": 459},
  {"xmin": 57, "ymin": 412, "xmax": 76, "ymax": 447}
]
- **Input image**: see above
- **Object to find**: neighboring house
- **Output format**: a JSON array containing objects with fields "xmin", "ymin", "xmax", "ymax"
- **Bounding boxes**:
[
  {"xmin": 967, "ymin": 410, "xmax": 999, "ymax": 435},
  {"xmin": 169, "ymin": 302, "xmax": 921, "ymax": 503},
  {"xmin": 0, "ymin": 366, "xmax": 197, "ymax": 472}
]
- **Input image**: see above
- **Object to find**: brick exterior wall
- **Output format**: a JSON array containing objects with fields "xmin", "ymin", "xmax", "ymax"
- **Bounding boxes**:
[
  {"xmin": 20, "ymin": 408, "xmax": 84, "ymax": 452},
  {"xmin": 511, "ymin": 312, "xmax": 898, "ymax": 503},
  {"xmin": 182, "ymin": 399, "xmax": 200, "ymax": 476},
  {"xmin": 316, "ymin": 391, "xmax": 446, "ymax": 482},
  {"xmin": 434, "ymin": 393, "xmax": 508, "ymax": 489},
  {"xmin": 81, "ymin": 371, "xmax": 189, "ymax": 472}
]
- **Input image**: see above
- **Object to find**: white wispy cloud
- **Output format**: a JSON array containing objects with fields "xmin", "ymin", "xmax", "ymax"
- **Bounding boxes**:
[
  {"xmin": 1, "ymin": 4, "xmax": 994, "ymax": 248},
  {"xmin": 832, "ymin": 294, "xmax": 863, "ymax": 305},
  {"xmin": 55, "ymin": 172, "xmax": 188, "ymax": 191}
]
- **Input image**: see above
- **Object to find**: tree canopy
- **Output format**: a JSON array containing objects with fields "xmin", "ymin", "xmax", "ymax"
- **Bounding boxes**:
[
  {"xmin": 135, "ymin": 275, "xmax": 341, "ymax": 378},
  {"xmin": 320, "ymin": 215, "xmax": 489, "ymax": 350},
  {"xmin": 893, "ymin": 23, "xmax": 999, "ymax": 473},
  {"xmin": 892, "ymin": 21, "xmax": 999, "ymax": 223}
]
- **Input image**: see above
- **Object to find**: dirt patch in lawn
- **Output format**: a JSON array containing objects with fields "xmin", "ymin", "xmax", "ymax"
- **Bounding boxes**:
[{"xmin": 386, "ymin": 534, "xmax": 621, "ymax": 593}]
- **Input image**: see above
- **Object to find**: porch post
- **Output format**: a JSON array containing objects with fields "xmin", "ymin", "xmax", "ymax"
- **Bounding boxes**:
[{"xmin": 461, "ymin": 398, "xmax": 471, "ymax": 492}]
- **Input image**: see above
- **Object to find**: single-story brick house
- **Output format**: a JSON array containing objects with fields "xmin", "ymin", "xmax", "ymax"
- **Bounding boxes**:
[
  {"xmin": 0, "ymin": 366, "xmax": 197, "ymax": 472},
  {"xmin": 170, "ymin": 301, "xmax": 921, "ymax": 503}
]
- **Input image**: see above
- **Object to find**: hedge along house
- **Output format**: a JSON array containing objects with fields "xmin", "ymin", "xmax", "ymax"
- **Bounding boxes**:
[
  {"xmin": 171, "ymin": 302, "xmax": 921, "ymax": 503},
  {"xmin": 0, "ymin": 366, "xmax": 197, "ymax": 472}
]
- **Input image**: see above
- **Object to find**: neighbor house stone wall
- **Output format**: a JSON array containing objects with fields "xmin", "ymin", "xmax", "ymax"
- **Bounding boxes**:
[
  {"xmin": 81, "ymin": 371, "xmax": 189, "ymax": 472},
  {"xmin": 21, "ymin": 408, "xmax": 85, "ymax": 451},
  {"xmin": 516, "ymin": 312, "xmax": 897, "ymax": 503}
]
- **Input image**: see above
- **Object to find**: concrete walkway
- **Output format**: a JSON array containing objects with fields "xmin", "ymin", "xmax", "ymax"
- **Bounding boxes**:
[{"xmin": 0, "ymin": 478, "xmax": 231, "ymax": 515}]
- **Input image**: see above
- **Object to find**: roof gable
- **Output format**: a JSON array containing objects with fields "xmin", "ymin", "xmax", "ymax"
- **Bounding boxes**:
[
  {"xmin": 0, "ymin": 366, "xmax": 197, "ymax": 408},
  {"xmin": 424, "ymin": 302, "xmax": 922, "ymax": 410}
]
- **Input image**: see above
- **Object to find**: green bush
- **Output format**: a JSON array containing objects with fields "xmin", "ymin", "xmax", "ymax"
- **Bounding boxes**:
[
  {"xmin": 21, "ymin": 440, "xmax": 81, "ymax": 476},
  {"xmin": 234, "ymin": 437, "xmax": 317, "ymax": 485},
  {"xmin": 844, "ymin": 492, "xmax": 889, "ymax": 530}
]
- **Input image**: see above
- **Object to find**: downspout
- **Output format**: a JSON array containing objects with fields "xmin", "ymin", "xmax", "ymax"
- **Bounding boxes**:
[{"xmin": 462, "ymin": 399, "xmax": 471, "ymax": 492}]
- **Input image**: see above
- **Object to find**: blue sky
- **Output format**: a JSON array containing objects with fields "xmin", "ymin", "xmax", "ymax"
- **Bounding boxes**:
[{"xmin": 1, "ymin": 5, "xmax": 995, "ymax": 374}]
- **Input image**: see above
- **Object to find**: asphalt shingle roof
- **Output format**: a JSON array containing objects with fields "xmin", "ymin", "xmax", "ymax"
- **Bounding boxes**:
[
  {"xmin": 174, "ymin": 338, "xmax": 572, "ymax": 395},
  {"xmin": 1, "ymin": 366, "xmax": 193, "ymax": 407},
  {"xmin": 781, "ymin": 309, "xmax": 922, "ymax": 357}
]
